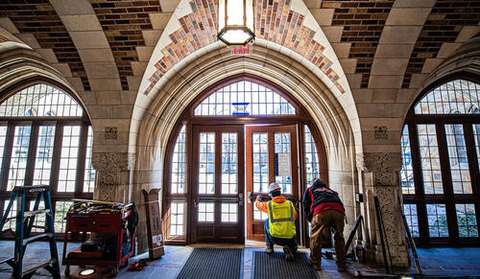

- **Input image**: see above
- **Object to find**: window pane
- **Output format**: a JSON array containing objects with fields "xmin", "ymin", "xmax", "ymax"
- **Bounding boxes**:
[
  {"xmin": 0, "ymin": 126, "xmax": 7, "ymax": 180},
  {"xmin": 445, "ymin": 124, "xmax": 472, "ymax": 194},
  {"xmin": 221, "ymin": 133, "xmax": 237, "ymax": 194},
  {"xmin": 2, "ymin": 200, "xmax": 17, "ymax": 230},
  {"xmin": 33, "ymin": 125, "xmax": 55, "ymax": 186},
  {"xmin": 0, "ymin": 83, "xmax": 83, "ymax": 117},
  {"xmin": 194, "ymin": 80, "xmax": 295, "ymax": 116},
  {"xmin": 403, "ymin": 204, "xmax": 419, "ymax": 237},
  {"xmin": 171, "ymin": 126, "xmax": 186, "ymax": 194},
  {"xmin": 221, "ymin": 203, "xmax": 237, "ymax": 223},
  {"xmin": 473, "ymin": 124, "xmax": 480, "ymax": 173},
  {"xmin": 198, "ymin": 202, "xmax": 214, "ymax": 222},
  {"xmin": 169, "ymin": 202, "xmax": 185, "ymax": 236},
  {"xmin": 253, "ymin": 204, "xmax": 268, "ymax": 221},
  {"xmin": 401, "ymin": 125, "xmax": 415, "ymax": 194},
  {"xmin": 414, "ymin": 79, "xmax": 480, "ymax": 115},
  {"xmin": 304, "ymin": 125, "xmax": 320, "ymax": 185},
  {"xmin": 427, "ymin": 204, "xmax": 449, "ymax": 237},
  {"xmin": 456, "ymin": 204, "xmax": 478, "ymax": 238},
  {"xmin": 58, "ymin": 126, "xmax": 80, "ymax": 192},
  {"xmin": 29, "ymin": 200, "xmax": 45, "ymax": 233},
  {"xmin": 275, "ymin": 133, "xmax": 292, "ymax": 194},
  {"xmin": 83, "ymin": 127, "xmax": 95, "ymax": 193},
  {"xmin": 54, "ymin": 201, "xmax": 72, "ymax": 233},
  {"xmin": 253, "ymin": 133, "xmax": 268, "ymax": 193},
  {"xmin": 8, "ymin": 126, "xmax": 31, "ymax": 190},
  {"xmin": 417, "ymin": 124, "xmax": 443, "ymax": 194},
  {"xmin": 199, "ymin": 133, "xmax": 215, "ymax": 195}
]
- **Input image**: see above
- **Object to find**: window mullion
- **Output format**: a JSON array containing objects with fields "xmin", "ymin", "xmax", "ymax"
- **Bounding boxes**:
[
  {"xmin": 408, "ymin": 122, "xmax": 429, "ymax": 243},
  {"xmin": 49, "ymin": 123, "xmax": 64, "ymax": 194},
  {"xmin": 75, "ymin": 123, "xmax": 88, "ymax": 196},
  {"xmin": 463, "ymin": 123, "xmax": 480, "ymax": 234},
  {"xmin": 0, "ymin": 123, "xmax": 16, "ymax": 192},
  {"xmin": 24, "ymin": 122, "xmax": 39, "ymax": 187},
  {"xmin": 436, "ymin": 123, "xmax": 459, "ymax": 240}
]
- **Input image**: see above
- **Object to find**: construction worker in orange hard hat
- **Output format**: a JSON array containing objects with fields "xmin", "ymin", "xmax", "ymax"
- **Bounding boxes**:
[{"xmin": 255, "ymin": 182, "xmax": 298, "ymax": 261}]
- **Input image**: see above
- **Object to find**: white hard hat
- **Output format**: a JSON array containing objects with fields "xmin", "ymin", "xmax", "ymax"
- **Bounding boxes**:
[{"xmin": 268, "ymin": 182, "xmax": 281, "ymax": 193}]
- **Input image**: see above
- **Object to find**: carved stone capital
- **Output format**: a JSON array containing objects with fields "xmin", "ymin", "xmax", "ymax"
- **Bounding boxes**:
[
  {"xmin": 92, "ymin": 152, "xmax": 135, "ymax": 175},
  {"xmin": 357, "ymin": 152, "xmax": 402, "ymax": 173}
]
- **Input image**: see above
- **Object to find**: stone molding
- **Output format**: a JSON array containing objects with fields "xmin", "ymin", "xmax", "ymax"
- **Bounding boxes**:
[
  {"xmin": 356, "ymin": 152, "xmax": 402, "ymax": 186},
  {"xmin": 92, "ymin": 152, "xmax": 135, "ymax": 201}
]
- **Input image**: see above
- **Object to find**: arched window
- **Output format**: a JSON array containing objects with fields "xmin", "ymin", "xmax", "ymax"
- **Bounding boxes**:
[
  {"xmin": 402, "ymin": 78, "xmax": 480, "ymax": 245},
  {"xmin": 0, "ymin": 82, "xmax": 94, "ymax": 234},
  {"xmin": 163, "ymin": 76, "xmax": 327, "ymax": 245}
]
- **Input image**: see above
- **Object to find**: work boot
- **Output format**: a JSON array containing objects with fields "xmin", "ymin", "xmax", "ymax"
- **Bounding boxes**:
[
  {"xmin": 283, "ymin": 246, "xmax": 295, "ymax": 261},
  {"xmin": 265, "ymin": 244, "xmax": 273, "ymax": 254}
]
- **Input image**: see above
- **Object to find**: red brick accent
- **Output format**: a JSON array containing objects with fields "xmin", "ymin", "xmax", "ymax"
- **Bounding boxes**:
[
  {"xmin": 90, "ymin": 0, "xmax": 162, "ymax": 90},
  {"xmin": 323, "ymin": 0, "xmax": 394, "ymax": 88},
  {"xmin": 0, "ymin": 0, "xmax": 91, "ymax": 91},
  {"xmin": 402, "ymin": 1, "xmax": 480, "ymax": 88},
  {"xmin": 145, "ymin": 0, "xmax": 346, "ymax": 95}
]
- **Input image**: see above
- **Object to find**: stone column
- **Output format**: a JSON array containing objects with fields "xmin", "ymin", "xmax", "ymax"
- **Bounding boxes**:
[
  {"xmin": 357, "ymin": 152, "xmax": 410, "ymax": 268},
  {"xmin": 92, "ymin": 152, "xmax": 135, "ymax": 202}
]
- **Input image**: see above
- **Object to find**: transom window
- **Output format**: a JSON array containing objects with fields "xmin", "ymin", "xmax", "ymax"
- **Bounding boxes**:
[
  {"xmin": 163, "ymin": 77, "xmax": 326, "ymax": 244},
  {"xmin": 0, "ymin": 82, "xmax": 94, "ymax": 235},
  {"xmin": 194, "ymin": 80, "xmax": 295, "ymax": 116},
  {"xmin": 402, "ymin": 78, "xmax": 480, "ymax": 245}
]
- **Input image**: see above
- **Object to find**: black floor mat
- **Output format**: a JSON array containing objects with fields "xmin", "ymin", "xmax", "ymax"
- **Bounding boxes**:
[
  {"xmin": 176, "ymin": 248, "xmax": 243, "ymax": 279},
  {"xmin": 253, "ymin": 251, "xmax": 319, "ymax": 279}
]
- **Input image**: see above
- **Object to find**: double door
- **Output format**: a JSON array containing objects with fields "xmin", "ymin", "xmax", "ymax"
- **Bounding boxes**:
[{"xmin": 191, "ymin": 125, "xmax": 299, "ymax": 243}]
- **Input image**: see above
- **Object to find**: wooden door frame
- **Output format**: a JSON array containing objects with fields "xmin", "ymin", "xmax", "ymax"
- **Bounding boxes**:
[
  {"xmin": 161, "ymin": 74, "xmax": 329, "ymax": 245},
  {"xmin": 245, "ymin": 124, "xmax": 300, "ymax": 242},
  {"xmin": 190, "ymin": 125, "xmax": 245, "ymax": 243}
]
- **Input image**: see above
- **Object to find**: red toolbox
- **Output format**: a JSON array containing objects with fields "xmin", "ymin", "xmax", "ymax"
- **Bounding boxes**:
[{"xmin": 62, "ymin": 200, "xmax": 136, "ymax": 277}]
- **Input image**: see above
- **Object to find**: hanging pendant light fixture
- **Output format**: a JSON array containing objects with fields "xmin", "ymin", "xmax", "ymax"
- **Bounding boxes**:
[{"xmin": 217, "ymin": 0, "xmax": 255, "ymax": 46}]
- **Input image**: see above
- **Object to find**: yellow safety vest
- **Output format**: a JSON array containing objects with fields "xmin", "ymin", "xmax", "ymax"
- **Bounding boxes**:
[{"xmin": 267, "ymin": 200, "xmax": 296, "ymax": 239}]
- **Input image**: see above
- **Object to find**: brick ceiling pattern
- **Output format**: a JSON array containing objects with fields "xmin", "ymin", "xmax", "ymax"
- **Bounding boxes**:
[
  {"xmin": 0, "ymin": 0, "xmax": 91, "ymax": 91},
  {"xmin": 402, "ymin": 0, "xmax": 480, "ymax": 88},
  {"xmin": 146, "ymin": 0, "xmax": 346, "ymax": 95},
  {"xmin": 322, "ymin": 0, "xmax": 394, "ymax": 88},
  {"xmin": 255, "ymin": 0, "xmax": 344, "ymax": 93},
  {"xmin": 145, "ymin": 0, "xmax": 218, "ymax": 95},
  {"xmin": 90, "ymin": 0, "xmax": 162, "ymax": 90}
]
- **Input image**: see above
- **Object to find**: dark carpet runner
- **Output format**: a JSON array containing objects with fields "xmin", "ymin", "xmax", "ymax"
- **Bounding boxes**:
[
  {"xmin": 176, "ymin": 248, "xmax": 243, "ymax": 279},
  {"xmin": 253, "ymin": 251, "xmax": 319, "ymax": 279}
]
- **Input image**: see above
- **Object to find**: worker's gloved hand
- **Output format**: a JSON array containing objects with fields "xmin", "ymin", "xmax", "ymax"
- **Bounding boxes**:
[{"xmin": 256, "ymin": 195, "xmax": 263, "ymax": 202}]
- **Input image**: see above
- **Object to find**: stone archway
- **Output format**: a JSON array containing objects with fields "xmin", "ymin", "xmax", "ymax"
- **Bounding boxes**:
[{"xmin": 129, "ymin": 43, "xmax": 361, "ymax": 254}]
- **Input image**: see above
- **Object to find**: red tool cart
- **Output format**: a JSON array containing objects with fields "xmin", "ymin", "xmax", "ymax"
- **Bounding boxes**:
[{"xmin": 62, "ymin": 199, "xmax": 136, "ymax": 277}]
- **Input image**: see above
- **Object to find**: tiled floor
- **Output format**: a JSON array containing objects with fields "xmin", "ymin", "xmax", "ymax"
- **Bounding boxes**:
[{"xmin": 0, "ymin": 241, "xmax": 480, "ymax": 278}]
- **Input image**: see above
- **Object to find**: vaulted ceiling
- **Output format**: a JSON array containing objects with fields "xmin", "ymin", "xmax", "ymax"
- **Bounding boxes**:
[{"xmin": 0, "ymin": 0, "xmax": 479, "ymax": 101}]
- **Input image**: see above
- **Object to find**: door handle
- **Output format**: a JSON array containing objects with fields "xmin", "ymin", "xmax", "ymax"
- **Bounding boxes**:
[
  {"xmin": 247, "ymin": 192, "xmax": 251, "ymax": 204},
  {"xmin": 193, "ymin": 198, "xmax": 198, "ymax": 207},
  {"xmin": 239, "ymin": 193, "xmax": 244, "ymax": 206}
]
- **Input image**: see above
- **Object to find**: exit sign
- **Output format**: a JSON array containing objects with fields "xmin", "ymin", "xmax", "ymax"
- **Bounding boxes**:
[{"xmin": 231, "ymin": 44, "xmax": 252, "ymax": 55}]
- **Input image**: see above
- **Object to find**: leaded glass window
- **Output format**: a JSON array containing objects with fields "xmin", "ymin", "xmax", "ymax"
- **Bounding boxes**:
[
  {"xmin": 0, "ymin": 82, "xmax": 93, "ymax": 238},
  {"xmin": 304, "ymin": 125, "xmax": 320, "ymax": 185},
  {"xmin": 414, "ymin": 79, "xmax": 480, "ymax": 115},
  {"xmin": 403, "ymin": 77, "xmax": 480, "ymax": 245},
  {"xmin": 194, "ymin": 81, "xmax": 295, "ymax": 116}
]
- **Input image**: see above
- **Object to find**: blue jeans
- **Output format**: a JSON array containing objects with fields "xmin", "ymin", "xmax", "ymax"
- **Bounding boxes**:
[{"xmin": 264, "ymin": 219, "xmax": 298, "ymax": 252}]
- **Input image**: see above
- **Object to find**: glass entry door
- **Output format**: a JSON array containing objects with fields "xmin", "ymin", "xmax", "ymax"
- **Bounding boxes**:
[
  {"xmin": 191, "ymin": 125, "xmax": 245, "ymax": 243},
  {"xmin": 245, "ymin": 125, "xmax": 299, "ymax": 241}
]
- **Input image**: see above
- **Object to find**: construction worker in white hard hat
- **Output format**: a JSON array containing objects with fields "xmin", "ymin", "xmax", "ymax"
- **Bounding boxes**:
[{"xmin": 255, "ymin": 182, "xmax": 298, "ymax": 261}]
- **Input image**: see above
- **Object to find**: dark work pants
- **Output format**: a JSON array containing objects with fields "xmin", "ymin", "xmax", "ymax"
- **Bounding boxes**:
[{"xmin": 309, "ymin": 210, "xmax": 346, "ymax": 268}]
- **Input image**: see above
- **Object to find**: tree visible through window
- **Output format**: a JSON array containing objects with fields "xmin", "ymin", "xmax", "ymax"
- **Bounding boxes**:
[
  {"xmin": 0, "ymin": 82, "xmax": 94, "ymax": 237},
  {"xmin": 403, "ymin": 78, "xmax": 480, "ymax": 244}
]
